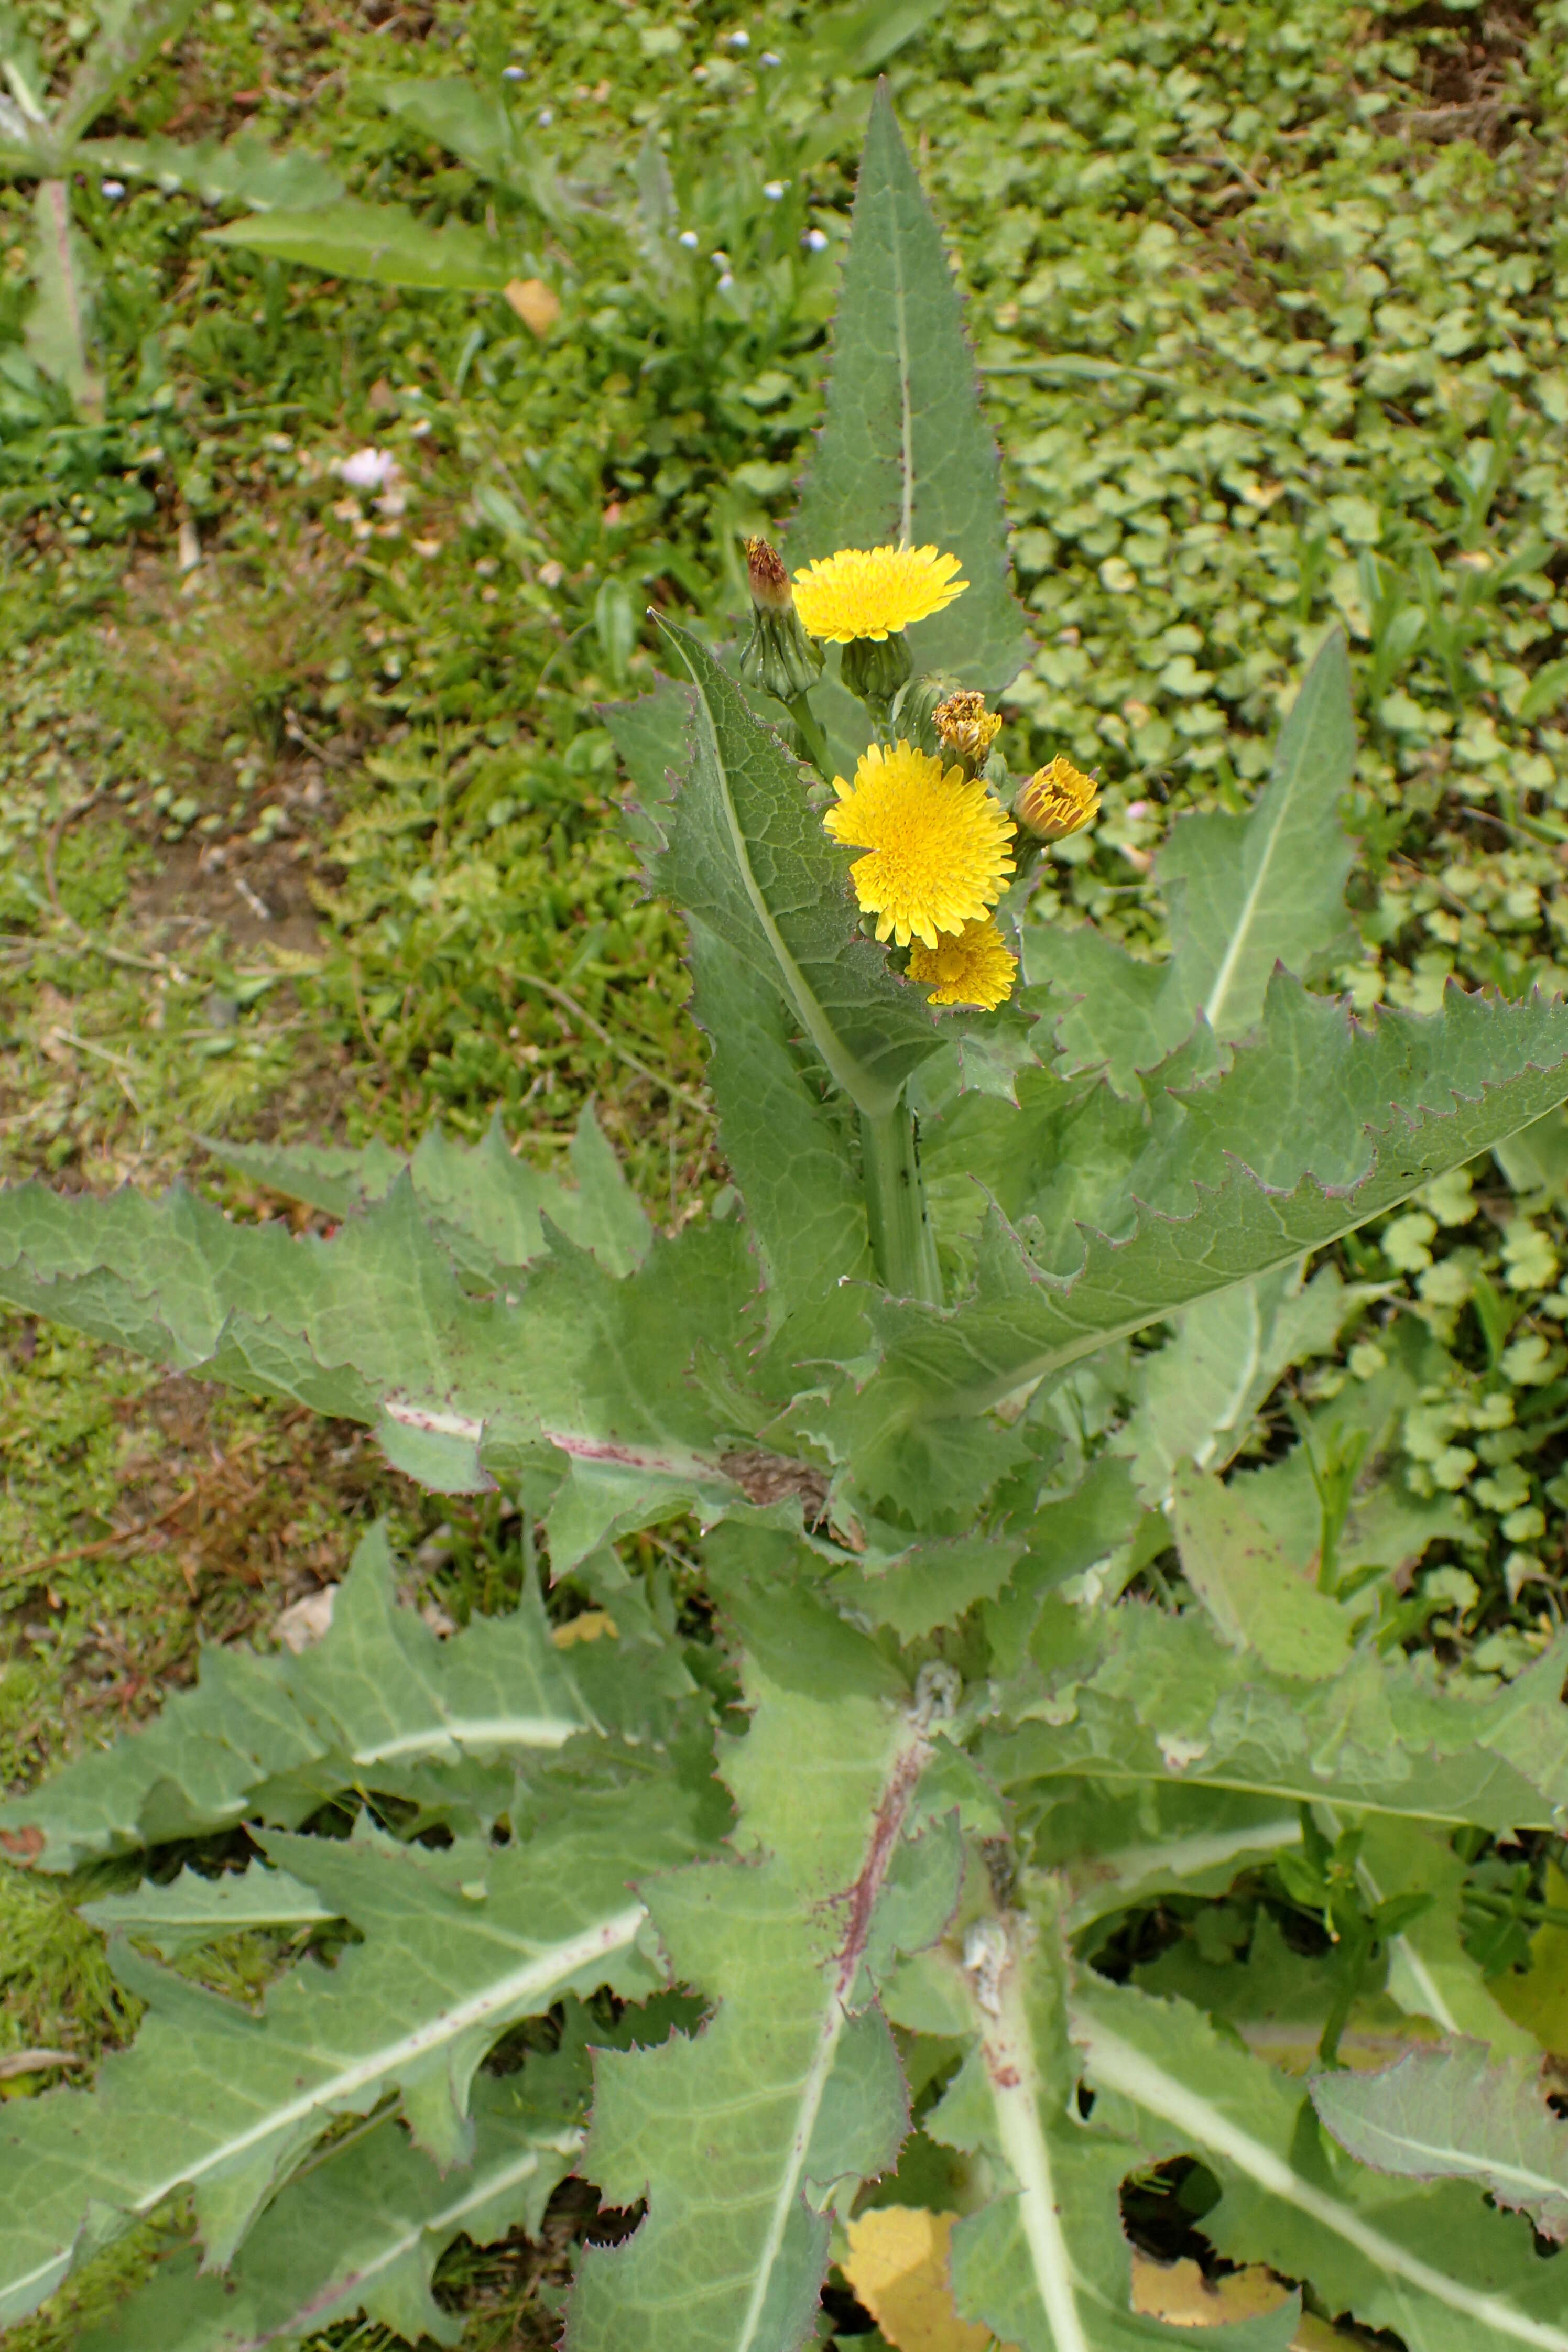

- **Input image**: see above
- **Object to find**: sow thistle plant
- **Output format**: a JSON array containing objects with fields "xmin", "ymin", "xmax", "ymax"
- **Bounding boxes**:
[{"xmin": 7, "ymin": 85, "xmax": 1568, "ymax": 2352}]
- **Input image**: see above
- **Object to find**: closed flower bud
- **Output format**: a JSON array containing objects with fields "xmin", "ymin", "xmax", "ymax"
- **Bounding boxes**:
[
  {"xmin": 841, "ymin": 628, "xmax": 912, "ymax": 714},
  {"xmin": 739, "ymin": 537, "xmax": 824, "ymax": 701},
  {"xmin": 745, "ymin": 535, "xmax": 794, "ymax": 615},
  {"xmin": 1014, "ymin": 754, "xmax": 1100, "ymax": 844},
  {"xmin": 890, "ymin": 672, "xmax": 961, "ymax": 759}
]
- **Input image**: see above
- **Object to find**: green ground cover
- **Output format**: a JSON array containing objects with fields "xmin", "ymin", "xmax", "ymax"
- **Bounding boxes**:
[{"xmin": 7, "ymin": 0, "xmax": 1568, "ymax": 2343}]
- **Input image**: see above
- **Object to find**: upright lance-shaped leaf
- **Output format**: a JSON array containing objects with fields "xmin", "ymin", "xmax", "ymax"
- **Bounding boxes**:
[
  {"xmin": 652, "ymin": 621, "xmax": 943, "ymax": 1120},
  {"xmin": 1311, "ymin": 2044, "xmax": 1568, "ymax": 2243},
  {"xmin": 1025, "ymin": 631, "xmax": 1356, "ymax": 1091},
  {"xmin": 78, "ymin": 2065, "xmax": 584, "ymax": 2352},
  {"xmin": 0, "ymin": 1770, "xmax": 705, "ymax": 2326},
  {"xmin": 1074, "ymin": 1978, "xmax": 1568, "ymax": 2352},
  {"xmin": 607, "ymin": 672, "xmax": 872, "ymax": 1320},
  {"xmin": 568, "ymin": 1620, "xmax": 978, "ymax": 2352},
  {"xmin": 787, "ymin": 82, "xmax": 1031, "ymax": 694}
]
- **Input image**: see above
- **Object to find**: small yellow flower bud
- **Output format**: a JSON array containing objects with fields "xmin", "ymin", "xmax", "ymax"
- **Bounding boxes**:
[
  {"xmin": 933, "ymin": 689, "xmax": 1003, "ymax": 770},
  {"xmin": 1014, "ymin": 755, "xmax": 1100, "ymax": 844}
]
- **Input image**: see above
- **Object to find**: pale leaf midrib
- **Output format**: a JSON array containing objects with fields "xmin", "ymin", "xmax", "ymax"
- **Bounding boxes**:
[
  {"xmin": 1201, "ymin": 687, "xmax": 1327, "ymax": 1039},
  {"xmin": 1076, "ymin": 2009, "xmax": 1568, "ymax": 2352},
  {"xmin": 671, "ymin": 636, "xmax": 899, "ymax": 1119},
  {"xmin": 2, "ymin": 1905, "xmax": 647, "ymax": 2322}
]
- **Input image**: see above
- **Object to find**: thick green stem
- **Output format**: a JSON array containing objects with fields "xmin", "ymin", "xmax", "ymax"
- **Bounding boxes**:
[
  {"xmin": 785, "ymin": 692, "xmax": 831, "ymax": 780},
  {"xmin": 860, "ymin": 1101, "xmax": 943, "ymax": 1305}
]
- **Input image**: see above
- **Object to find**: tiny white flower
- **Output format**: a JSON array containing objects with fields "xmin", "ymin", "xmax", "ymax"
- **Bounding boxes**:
[
  {"xmin": 711, "ymin": 249, "xmax": 730, "ymax": 268},
  {"xmin": 537, "ymin": 105, "xmax": 554, "ymax": 126},
  {"xmin": 101, "ymin": 179, "xmax": 125, "ymax": 199},
  {"xmin": 763, "ymin": 180, "xmax": 786, "ymax": 201},
  {"xmin": 760, "ymin": 49, "xmax": 782, "ymax": 66},
  {"xmin": 502, "ymin": 64, "xmax": 525, "ymax": 81},
  {"xmin": 726, "ymin": 27, "xmax": 750, "ymax": 45},
  {"xmin": 678, "ymin": 229, "xmax": 700, "ymax": 250},
  {"xmin": 804, "ymin": 227, "xmax": 828, "ymax": 252},
  {"xmin": 717, "ymin": 271, "xmax": 735, "ymax": 291},
  {"xmin": 339, "ymin": 447, "xmax": 400, "ymax": 492}
]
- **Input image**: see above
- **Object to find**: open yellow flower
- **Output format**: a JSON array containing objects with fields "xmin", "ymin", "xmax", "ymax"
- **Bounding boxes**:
[
  {"xmin": 909, "ymin": 917, "xmax": 1018, "ymax": 1010},
  {"xmin": 824, "ymin": 740, "xmax": 1015, "ymax": 949},
  {"xmin": 792, "ymin": 544, "xmax": 967, "ymax": 645}
]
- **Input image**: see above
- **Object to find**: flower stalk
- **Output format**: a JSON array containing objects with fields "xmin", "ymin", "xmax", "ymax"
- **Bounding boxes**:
[{"xmin": 859, "ymin": 1099, "xmax": 943, "ymax": 1305}]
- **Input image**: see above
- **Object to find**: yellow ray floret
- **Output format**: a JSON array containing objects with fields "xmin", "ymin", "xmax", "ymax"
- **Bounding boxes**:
[
  {"xmin": 909, "ymin": 917, "xmax": 1018, "ymax": 1010},
  {"xmin": 824, "ymin": 740, "xmax": 1015, "ymax": 949},
  {"xmin": 792, "ymin": 544, "xmax": 968, "ymax": 644}
]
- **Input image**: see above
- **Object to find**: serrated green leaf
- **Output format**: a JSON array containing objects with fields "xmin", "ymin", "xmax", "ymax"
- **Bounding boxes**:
[
  {"xmin": 1024, "ymin": 634, "xmax": 1355, "ymax": 1087},
  {"xmin": 653, "ymin": 622, "xmax": 943, "ymax": 1121},
  {"xmin": 1075, "ymin": 1978, "xmax": 1568, "ymax": 2352},
  {"xmin": 1354, "ymin": 1820, "xmax": 1538, "ymax": 2056},
  {"xmin": 1116, "ymin": 1267, "xmax": 1352, "ymax": 1507},
  {"xmin": 689, "ymin": 916, "xmax": 872, "ymax": 1316},
  {"xmin": 215, "ymin": 1104, "xmax": 647, "ymax": 1280},
  {"xmin": 362, "ymin": 75, "xmax": 517, "ymax": 182},
  {"xmin": 888, "ymin": 1888, "xmax": 1296, "ymax": 2352},
  {"xmin": 1157, "ymin": 629, "xmax": 1357, "ymax": 1041},
  {"xmin": 567, "ymin": 1654, "xmax": 965, "ymax": 2352},
  {"xmin": 75, "ymin": 131, "xmax": 342, "ymax": 209},
  {"xmin": 0, "ymin": 1768, "xmax": 703, "ymax": 2326},
  {"xmin": 1170, "ymin": 1461, "xmax": 1352, "ymax": 1681},
  {"xmin": 787, "ymin": 85, "xmax": 1029, "ymax": 694},
  {"xmin": 1019, "ymin": 927, "xmax": 1194, "ymax": 1101},
  {"xmin": 205, "ymin": 199, "xmax": 514, "ymax": 289},
  {"xmin": 0, "ymin": 1525, "xmax": 590, "ymax": 1869},
  {"xmin": 75, "ymin": 2064, "xmax": 581, "ymax": 2352},
  {"xmin": 0, "ymin": 1155, "xmax": 761, "ymax": 1519},
  {"xmin": 856, "ymin": 975, "xmax": 1568, "ymax": 1435},
  {"xmin": 1035, "ymin": 1783, "xmax": 1307, "ymax": 1931},
  {"xmin": 830, "ymin": 1532, "xmax": 1025, "ymax": 1641},
  {"xmin": 79, "ymin": 1861, "xmax": 334, "ymax": 1958},
  {"xmin": 984, "ymin": 1605, "xmax": 1568, "ymax": 1832},
  {"xmin": 1311, "ymin": 2042, "xmax": 1568, "ymax": 2241},
  {"xmin": 54, "ymin": 0, "xmax": 202, "ymax": 145}
]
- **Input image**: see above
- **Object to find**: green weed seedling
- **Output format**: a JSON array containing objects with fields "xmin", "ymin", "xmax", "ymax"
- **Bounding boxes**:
[{"xmin": 3, "ymin": 90, "xmax": 1568, "ymax": 2352}]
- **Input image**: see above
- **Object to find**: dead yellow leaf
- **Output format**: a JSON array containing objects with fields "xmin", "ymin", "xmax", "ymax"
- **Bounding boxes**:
[
  {"xmin": 504, "ymin": 276, "xmax": 561, "ymax": 337},
  {"xmin": 841, "ymin": 2208, "xmax": 998, "ymax": 2352},
  {"xmin": 551, "ymin": 1609, "xmax": 617, "ymax": 1648},
  {"xmin": 1131, "ymin": 2253, "xmax": 1290, "ymax": 2329}
]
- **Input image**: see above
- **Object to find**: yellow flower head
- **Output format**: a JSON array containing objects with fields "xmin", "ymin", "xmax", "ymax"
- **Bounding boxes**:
[
  {"xmin": 1015, "ymin": 754, "xmax": 1101, "ymax": 844},
  {"xmin": 933, "ymin": 689, "xmax": 1003, "ymax": 769},
  {"xmin": 792, "ymin": 544, "xmax": 967, "ymax": 645},
  {"xmin": 909, "ymin": 917, "xmax": 1018, "ymax": 1011},
  {"xmin": 824, "ymin": 739, "xmax": 1015, "ymax": 949}
]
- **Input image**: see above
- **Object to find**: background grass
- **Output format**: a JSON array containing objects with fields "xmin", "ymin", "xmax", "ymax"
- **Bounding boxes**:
[{"xmin": 7, "ymin": 0, "xmax": 1568, "ymax": 2342}]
